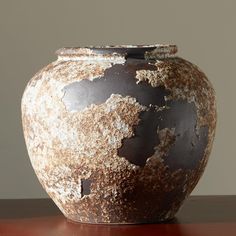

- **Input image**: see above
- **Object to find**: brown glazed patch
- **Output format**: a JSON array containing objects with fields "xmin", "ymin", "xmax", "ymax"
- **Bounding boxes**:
[{"xmin": 21, "ymin": 45, "xmax": 217, "ymax": 223}]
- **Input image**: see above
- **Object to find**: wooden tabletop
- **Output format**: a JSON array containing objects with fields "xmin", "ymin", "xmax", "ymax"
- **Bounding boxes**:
[{"xmin": 0, "ymin": 196, "xmax": 235, "ymax": 236}]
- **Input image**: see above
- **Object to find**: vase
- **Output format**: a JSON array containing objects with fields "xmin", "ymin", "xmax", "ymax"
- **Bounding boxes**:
[{"xmin": 21, "ymin": 44, "xmax": 217, "ymax": 224}]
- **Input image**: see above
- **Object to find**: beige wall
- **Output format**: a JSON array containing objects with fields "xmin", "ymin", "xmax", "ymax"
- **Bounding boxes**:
[{"xmin": 0, "ymin": 0, "xmax": 235, "ymax": 198}]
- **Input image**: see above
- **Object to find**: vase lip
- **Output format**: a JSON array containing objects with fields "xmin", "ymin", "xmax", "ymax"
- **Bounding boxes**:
[{"xmin": 56, "ymin": 44, "xmax": 178, "ymax": 60}]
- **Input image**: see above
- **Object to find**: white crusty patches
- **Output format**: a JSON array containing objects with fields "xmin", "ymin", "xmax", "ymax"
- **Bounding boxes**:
[
  {"xmin": 135, "ymin": 58, "xmax": 216, "ymax": 131},
  {"xmin": 22, "ymin": 62, "xmax": 146, "ymax": 204},
  {"xmin": 136, "ymin": 66, "xmax": 169, "ymax": 87}
]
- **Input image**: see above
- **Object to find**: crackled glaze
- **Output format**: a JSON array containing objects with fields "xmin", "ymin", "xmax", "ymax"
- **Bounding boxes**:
[{"xmin": 21, "ymin": 44, "xmax": 217, "ymax": 224}]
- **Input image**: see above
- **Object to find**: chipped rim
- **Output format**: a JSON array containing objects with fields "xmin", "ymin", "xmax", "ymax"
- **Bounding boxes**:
[{"xmin": 56, "ymin": 44, "xmax": 178, "ymax": 60}]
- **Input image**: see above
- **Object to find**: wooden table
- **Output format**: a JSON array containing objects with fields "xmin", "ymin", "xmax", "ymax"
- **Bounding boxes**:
[{"xmin": 0, "ymin": 196, "xmax": 235, "ymax": 236}]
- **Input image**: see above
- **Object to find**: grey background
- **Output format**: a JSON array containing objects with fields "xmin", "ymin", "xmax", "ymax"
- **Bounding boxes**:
[{"xmin": 0, "ymin": 0, "xmax": 235, "ymax": 198}]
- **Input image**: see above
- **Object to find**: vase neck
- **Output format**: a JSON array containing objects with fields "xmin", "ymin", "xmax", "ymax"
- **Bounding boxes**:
[{"xmin": 56, "ymin": 44, "xmax": 178, "ymax": 61}]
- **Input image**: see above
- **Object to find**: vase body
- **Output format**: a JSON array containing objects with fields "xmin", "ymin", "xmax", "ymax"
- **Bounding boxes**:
[{"xmin": 21, "ymin": 44, "xmax": 217, "ymax": 224}]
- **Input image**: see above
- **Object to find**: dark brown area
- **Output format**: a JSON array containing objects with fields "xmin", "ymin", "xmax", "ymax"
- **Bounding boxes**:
[
  {"xmin": 119, "ymin": 100, "xmax": 208, "ymax": 169},
  {"xmin": 81, "ymin": 179, "xmax": 92, "ymax": 197},
  {"xmin": 62, "ymin": 58, "xmax": 208, "ymax": 169},
  {"xmin": 158, "ymin": 100, "xmax": 208, "ymax": 170},
  {"xmin": 118, "ymin": 108, "xmax": 161, "ymax": 166},
  {"xmin": 0, "ymin": 197, "xmax": 236, "ymax": 236},
  {"xmin": 62, "ymin": 59, "xmax": 168, "ymax": 111}
]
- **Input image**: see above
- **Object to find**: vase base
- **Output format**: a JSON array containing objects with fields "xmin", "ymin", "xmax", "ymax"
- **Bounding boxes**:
[{"xmin": 65, "ymin": 214, "xmax": 176, "ymax": 225}]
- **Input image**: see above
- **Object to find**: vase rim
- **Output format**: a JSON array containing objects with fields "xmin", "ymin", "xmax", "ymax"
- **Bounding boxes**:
[{"xmin": 56, "ymin": 44, "xmax": 178, "ymax": 60}]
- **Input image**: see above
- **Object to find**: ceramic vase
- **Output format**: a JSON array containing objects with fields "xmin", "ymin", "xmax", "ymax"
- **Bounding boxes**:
[{"xmin": 21, "ymin": 44, "xmax": 217, "ymax": 224}]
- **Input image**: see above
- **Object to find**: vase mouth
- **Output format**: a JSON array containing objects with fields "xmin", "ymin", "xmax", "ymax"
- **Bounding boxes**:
[{"xmin": 56, "ymin": 44, "xmax": 178, "ymax": 60}]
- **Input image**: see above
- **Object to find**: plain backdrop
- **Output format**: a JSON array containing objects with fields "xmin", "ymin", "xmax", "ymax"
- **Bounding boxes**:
[{"xmin": 0, "ymin": 0, "xmax": 235, "ymax": 198}]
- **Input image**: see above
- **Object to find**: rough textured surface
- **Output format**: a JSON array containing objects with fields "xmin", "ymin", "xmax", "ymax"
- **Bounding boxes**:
[{"xmin": 21, "ymin": 45, "xmax": 217, "ymax": 224}]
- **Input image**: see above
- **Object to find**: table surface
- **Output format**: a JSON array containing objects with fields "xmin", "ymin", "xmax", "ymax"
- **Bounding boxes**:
[{"xmin": 0, "ymin": 196, "xmax": 235, "ymax": 236}]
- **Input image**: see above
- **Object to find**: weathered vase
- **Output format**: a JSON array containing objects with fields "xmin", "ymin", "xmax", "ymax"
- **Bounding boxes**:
[{"xmin": 21, "ymin": 44, "xmax": 217, "ymax": 224}]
